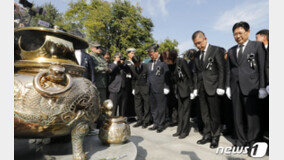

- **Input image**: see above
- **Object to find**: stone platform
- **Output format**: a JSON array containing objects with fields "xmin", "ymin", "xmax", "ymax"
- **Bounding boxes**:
[{"xmin": 14, "ymin": 132, "xmax": 137, "ymax": 160}]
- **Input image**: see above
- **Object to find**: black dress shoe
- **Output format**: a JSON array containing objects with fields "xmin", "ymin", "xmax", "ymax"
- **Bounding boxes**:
[
  {"xmin": 148, "ymin": 125, "xmax": 158, "ymax": 131},
  {"xmin": 133, "ymin": 122, "xmax": 143, "ymax": 128},
  {"xmin": 156, "ymin": 126, "xmax": 165, "ymax": 133},
  {"xmin": 172, "ymin": 132, "xmax": 180, "ymax": 137},
  {"xmin": 197, "ymin": 137, "xmax": 211, "ymax": 144},
  {"xmin": 142, "ymin": 123, "xmax": 150, "ymax": 128},
  {"xmin": 179, "ymin": 133, "xmax": 188, "ymax": 139},
  {"xmin": 210, "ymin": 137, "xmax": 219, "ymax": 149}
]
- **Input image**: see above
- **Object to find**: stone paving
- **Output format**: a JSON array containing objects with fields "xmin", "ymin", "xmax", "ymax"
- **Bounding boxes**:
[{"xmin": 129, "ymin": 123, "xmax": 269, "ymax": 160}]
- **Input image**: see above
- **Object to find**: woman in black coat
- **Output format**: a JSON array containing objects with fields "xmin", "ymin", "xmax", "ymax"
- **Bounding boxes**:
[{"xmin": 162, "ymin": 50, "xmax": 195, "ymax": 139}]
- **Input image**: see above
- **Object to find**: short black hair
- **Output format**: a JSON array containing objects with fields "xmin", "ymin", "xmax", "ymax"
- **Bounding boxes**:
[
  {"xmin": 232, "ymin": 21, "xmax": 250, "ymax": 32},
  {"xmin": 147, "ymin": 44, "xmax": 159, "ymax": 52},
  {"xmin": 185, "ymin": 49, "xmax": 197, "ymax": 60},
  {"xmin": 132, "ymin": 55, "xmax": 141, "ymax": 64},
  {"xmin": 192, "ymin": 31, "xmax": 205, "ymax": 40},
  {"xmin": 161, "ymin": 50, "xmax": 178, "ymax": 62},
  {"xmin": 256, "ymin": 29, "xmax": 269, "ymax": 41}
]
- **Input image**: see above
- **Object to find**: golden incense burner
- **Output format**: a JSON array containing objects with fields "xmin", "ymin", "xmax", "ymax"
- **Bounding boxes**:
[{"xmin": 14, "ymin": 27, "xmax": 100, "ymax": 160}]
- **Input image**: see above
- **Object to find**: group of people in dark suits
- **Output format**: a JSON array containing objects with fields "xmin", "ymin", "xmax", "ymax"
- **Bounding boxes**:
[
  {"xmin": 187, "ymin": 21, "xmax": 269, "ymax": 151},
  {"xmin": 77, "ymin": 21, "xmax": 269, "ymax": 153}
]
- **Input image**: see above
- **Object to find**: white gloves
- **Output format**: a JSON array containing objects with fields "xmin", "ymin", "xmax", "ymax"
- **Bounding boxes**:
[
  {"xmin": 164, "ymin": 88, "xmax": 170, "ymax": 95},
  {"xmin": 193, "ymin": 89, "xmax": 198, "ymax": 97},
  {"xmin": 132, "ymin": 89, "xmax": 135, "ymax": 95},
  {"xmin": 259, "ymin": 88, "xmax": 268, "ymax": 99},
  {"xmin": 190, "ymin": 93, "xmax": 196, "ymax": 100},
  {"xmin": 226, "ymin": 87, "xmax": 231, "ymax": 99},
  {"xmin": 216, "ymin": 88, "xmax": 225, "ymax": 96},
  {"xmin": 266, "ymin": 85, "xmax": 269, "ymax": 94}
]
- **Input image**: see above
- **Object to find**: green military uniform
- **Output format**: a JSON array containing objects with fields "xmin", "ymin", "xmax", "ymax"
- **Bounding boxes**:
[{"xmin": 90, "ymin": 52, "xmax": 109, "ymax": 103}]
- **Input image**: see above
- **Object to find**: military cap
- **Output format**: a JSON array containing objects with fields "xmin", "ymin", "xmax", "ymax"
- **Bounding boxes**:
[
  {"xmin": 126, "ymin": 48, "xmax": 136, "ymax": 53},
  {"xmin": 89, "ymin": 41, "xmax": 101, "ymax": 47},
  {"xmin": 113, "ymin": 52, "xmax": 121, "ymax": 57}
]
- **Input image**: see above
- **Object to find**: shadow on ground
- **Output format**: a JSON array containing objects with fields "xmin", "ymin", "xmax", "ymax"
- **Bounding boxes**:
[
  {"xmin": 129, "ymin": 135, "xmax": 147, "ymax": 160},
  {"xmin": 181, "ymin": 151, "xmax": 202, "ymax": 160},
  {"xmin": 15, "ymin": 135, "xmax": 110, "ymax": 160}
]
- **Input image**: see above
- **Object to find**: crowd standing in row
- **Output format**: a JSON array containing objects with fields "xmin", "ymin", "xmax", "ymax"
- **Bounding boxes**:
[{"xmin": 74, "ymin": 21, "xmax": 269, "ymax": 153}]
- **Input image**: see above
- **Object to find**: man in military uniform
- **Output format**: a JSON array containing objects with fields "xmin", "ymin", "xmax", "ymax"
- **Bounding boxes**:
[
  {"xmin": 89, "ymin": 41, "xmax": 109, "ymax": 104},
  {"xmin": 124, "ymin": 48, "xmax": 137, "ymax": 121}
]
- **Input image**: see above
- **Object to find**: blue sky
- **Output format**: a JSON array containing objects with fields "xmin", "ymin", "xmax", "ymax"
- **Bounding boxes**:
[{"xmin": 15, "ymin": 0, "xmax": 269, "ymax": 54}]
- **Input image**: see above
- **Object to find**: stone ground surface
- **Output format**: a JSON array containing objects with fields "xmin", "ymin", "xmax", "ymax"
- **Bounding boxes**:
[
  {"xmin": 128, "ymin": 123, "xmax": 269, "ymax": 160},
  {"xmin": 14, "ymin": 123, "xmax": 269, "ymax": 160},
  {"xmin": 14, "ymin": 135, "xmax": 137, "ymax": 160}
]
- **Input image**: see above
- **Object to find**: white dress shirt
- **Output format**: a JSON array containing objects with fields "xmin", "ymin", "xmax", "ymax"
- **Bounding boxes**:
[
  {"xmin": 200, "ymin": 43, "xmax": 209, "ymax": 61},
  {"xmin": 265, "ymin": 44, "xmax": 268, "ymax": 50},
  {"xmin": 236, "ymin": 40, "xmax": 249, "ymax": 58},
  {"xmin": 75, "ymin": 50, "xmax": 82, "ymax": 65}
]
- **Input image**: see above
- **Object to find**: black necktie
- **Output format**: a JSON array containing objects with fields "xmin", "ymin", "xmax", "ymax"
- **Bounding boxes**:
[
  {"xmin": 237, "ymin": 44, "xmax": 244, "ymax": 63},
  {"xmin": 200, "ymin": 51, "xmax": 205, "ymax": 66}
]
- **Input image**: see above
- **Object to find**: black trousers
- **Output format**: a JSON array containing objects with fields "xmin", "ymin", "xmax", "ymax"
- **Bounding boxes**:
[
  {"xmin": 166, "ymin": 92, "xmax": 178, "ymax": 123},
  {"xmin": 176, "ymin": 96, "xmax": 192, "ymax": 135},
  {"xmin": 190, "ymin": 98, "xmax": 204, "ymax": 132},
  {"xmin": 258, "ymin": 96, "xmax": 269, "ymax": 138},
  {"xmin": 125, "ymin": 81, "xmax": 136, "ymax": 117},
  {"xmin": 220, "ymin": 96, "xmax": 235, "ymax": 134},
  {"xmin": 232, "ymin": 84, "xmax": 260, "ymax": 146},
  {"xmin": 149, "ymin": 90, "xmax": 167, "ymax": 127},
  {"xmin": 109, "ymin": 89, "xmax": 127, "ymax": 116},
  {"xmin": 198, "ymin": 84, "xmax": 221, "ymax": 138},
  {"xmin": 134, "ymin": 90, "xmax": 151, "ymax": 124}
]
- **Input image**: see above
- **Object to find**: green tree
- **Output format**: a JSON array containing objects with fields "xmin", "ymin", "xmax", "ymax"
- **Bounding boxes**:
[
  {"xmin": 29, "ymin": 3, "xmax": 63, "ymax": 27},
  {"xmin": 62, "ymin": 0, "xmax": 154, "ymax": 59},
  {"xmin": 158, "ymin": 38, "xmax": 179, "ymax": 53}
]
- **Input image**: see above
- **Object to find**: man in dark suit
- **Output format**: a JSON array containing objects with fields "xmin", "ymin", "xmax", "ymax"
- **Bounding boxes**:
[
  {"xmin": 75, "ymin": 49, "xmax": 96, "ymax": 84},
  {"xmin": 108, "ymin": 52, "xmax": 128, "ymax": 116},
  {"xmin": 192, "ymin": 31, "xmax": 226, "ymax": 149},
  {"xmin": 256, "ymin": 29, "xmax": 269, "ymax": 140},
  {"xmin": 147, "ymin": 44, "xmax": 170, "ymax": 133},
  {"xmin": 130, "ymin": 55, "xmax": 151, "ymax": 128},
  {"xmin": 256, "ymin": 29, "xmax": 269, "ymax": 92},
  {"xmin": 226, "ymin": 22, "xmax": 267, "ymax": 149}
]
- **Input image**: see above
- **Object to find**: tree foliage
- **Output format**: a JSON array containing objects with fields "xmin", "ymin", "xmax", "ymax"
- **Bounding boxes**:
[
  {"xmin": 158, "ymin": 38, "xmax": 179, "ymax": 53},
  {"xmin": 29, "ymin": 3, "xmax": 63, "ymax": 27},
  {"xmin": 62, "ymin": 0, "xmax": 155, "ymax": 59}
]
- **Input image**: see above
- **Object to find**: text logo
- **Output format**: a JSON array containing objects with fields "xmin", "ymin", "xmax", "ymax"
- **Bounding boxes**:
[{"xmin": 216, "ymin": 142, "xmax": 268, "ymax": 157}]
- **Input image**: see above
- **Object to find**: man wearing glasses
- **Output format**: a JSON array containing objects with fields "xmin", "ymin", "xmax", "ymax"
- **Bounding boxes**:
[
  {"xmin": 192, "ymin": 31, "xmax": 226, "ymax": 149},
  {"xmin": 226, "ymin": 21, "xmax": 267, "ymax": 152},
  {"xmin": 89, "ymin": 41, "xmax": 109, "ymax": 104}
]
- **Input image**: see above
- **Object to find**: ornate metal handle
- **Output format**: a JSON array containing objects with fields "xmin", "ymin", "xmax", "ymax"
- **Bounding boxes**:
[{"xmin": 33, "ymin": 64, "xmax": 73, "ymax": 97}]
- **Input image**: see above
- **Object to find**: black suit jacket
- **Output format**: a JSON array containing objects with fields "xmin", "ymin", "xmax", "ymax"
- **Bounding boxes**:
[
  {"xmin": 147, "ymin": 58, "xmax": 170, "ymax": 94},
  {"xmin": 80, "ymin": 50, "xmax": 96, "ymax": 84},
  {"xmin": 193, "ymin": 44, "xmax": 226, "ymax": 96},
  {"xmin": 226, "ymin": 40, "xmax": 266, "ymax": 96},
  {"xmin": 130, "ymin": 63, "xmax": 149, "ymax": 95},
  {"xmin": 265, "ymin": 45, "xmax": 269, "ymax": 85},
  {"xmin": 174, "ymin": 58, "xmax": 194, "ymax": 98},
  {"xmin": 108, "ymin": 63, "xmax": 126, "ymax": 93}
]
